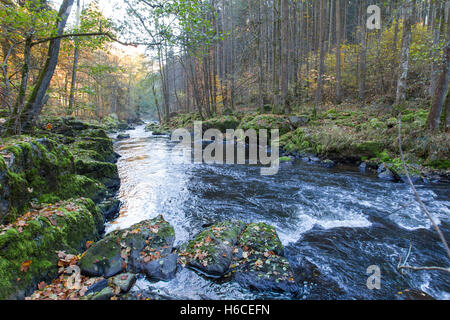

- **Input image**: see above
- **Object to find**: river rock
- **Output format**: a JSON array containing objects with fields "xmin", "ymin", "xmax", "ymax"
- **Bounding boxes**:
[
  {"xmin": 0, "ymin": 198, "xmax": 104, "ymax": 300},
  {"xmin": 98, "ymin": 198, "xmax": 121, "ymax": 221},
  {"xmin": 117, "ymin": 134, "xmax": 131, "ymax": 140},
  {"xmin": 377, "ymin": 164, "xmax": 397, "ymax": 181},
  {"xmin": 288, "ymin": 116, "xmax": 309, "ymax": 128},
  {"xmin": 91, "ymin": 286, "xmax": 115, "ymax": 300},
  {"xmin": 320, "ymin": 159, "xmax": 335, "ymax": 168},
  {"xmin": 179, "ymin": 221, "xmax": 298, "ymax": 294},
  {"xmin": 109, "ymin": 273, "xmax": 137, "ymax": 293},
  {"xmin": 179, "ymin": 221, "xmax": 247, "ymax": 277},
  {"xmin": 79, "ymin": 215, "xmax": 176, "ymax": 280},
  {"xmin": 231, "ymin": 223, "xmax": 297, "ymax": 293}
]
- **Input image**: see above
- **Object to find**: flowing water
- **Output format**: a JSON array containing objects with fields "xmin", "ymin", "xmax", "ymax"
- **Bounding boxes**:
[{"xmin": 106, "ymin": 125, "xmax": 450, "ymax": 300}]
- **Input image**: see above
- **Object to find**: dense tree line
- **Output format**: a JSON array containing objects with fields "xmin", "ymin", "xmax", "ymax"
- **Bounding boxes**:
[{"xmin": 148, "ymin": 0, "xmax": 449, "ymax": 132}]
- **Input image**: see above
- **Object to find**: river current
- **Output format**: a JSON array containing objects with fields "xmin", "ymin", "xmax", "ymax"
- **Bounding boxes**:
[{"xmin": 105, "ymin": 125, "xmax": 449, "ymax": 300}]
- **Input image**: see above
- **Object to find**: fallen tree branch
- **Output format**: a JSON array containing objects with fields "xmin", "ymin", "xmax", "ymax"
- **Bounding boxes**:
[
  {"xmin": 397, "ymin": 115, "xmax": 450, "ymax": 259},
  {"xmin": 395, "ymin": 115, "xmax": 450, "ymax": 274},
  {"xmin": 397, "ymin": 243, "xmax": 450, "ymax": 274}
]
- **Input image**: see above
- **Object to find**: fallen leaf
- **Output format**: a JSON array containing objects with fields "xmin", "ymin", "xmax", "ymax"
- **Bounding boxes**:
[
  {"xmin": 38, "ymin": 282, "xmax": 46, "ymax": 291},
  {"xmin": 20, "ymin": 260, "xmax": 32, "ymax": 273}
]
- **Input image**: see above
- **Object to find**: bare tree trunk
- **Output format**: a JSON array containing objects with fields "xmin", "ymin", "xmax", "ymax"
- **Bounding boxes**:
[
  {"xmin": 359, "ymin": 0, "xmax": 367, "ymax": 101},
  {"xmin": 430, "ymin": 1, "xmax": 443, "ymax": 98},
  {"xmin": 20, "ymin": 0, "xmax": 74, "ymax": 132},
  {"xmin": 395, "ymin": 0, "xmax": 414, "ymax": 105},
  {"xmin": 314, "ymin": 0, "xmax": 326, "ymax": 118},
  {"xmin": 335, "ymin": 0, "xmax": 342, "ymax": 104},
  {"xmin": 68, "ymin": 0, "xmax": 81, "ymax": 115},
  {"xmin": 427, "ymin": 32, "xmax": 450, "ymax": 131},
  {"xmin": 257, "ymin": 0, "xmax": 264, "ymax": 113},
  {"xmin": 280, "ymin": 0, "xmax": 290, "ymax": 113}
]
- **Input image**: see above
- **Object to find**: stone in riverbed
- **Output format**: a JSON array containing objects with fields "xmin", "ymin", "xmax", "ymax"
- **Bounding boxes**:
[
  {"xmin": 109, "ymin": 273, "xmax": 137, "ymax": 293},
  {"xmin": 233, "ymin": 254, "xmax": 298, "ymax": 293},
  {"xmin": 117, "ymin": 134, "xmax": 130, "ymax": 140},
  {"xmin": 179, "ymin": 221, "xmax": 247, "ymax": 277},
  {"xmin": 179, "ymin": 221, "xmax": 298, "ymax": 294},
  {"xmin": 90, "ymin": 286, "xmax": 115, "ymax": 300},
  {"xmin": 98, "ymin": 198, "xmax": 121, "ymax": 221},
  {"xmin": 78, "ymin": 215, "xmax": 176, "ymax": 281},
  {"xmin": 377, "ymin": 163, "xmax": 398, "ymax": 181},
  {"xmin": 232, "ymin": 223, "xmax": 298, "ymax": 293}
]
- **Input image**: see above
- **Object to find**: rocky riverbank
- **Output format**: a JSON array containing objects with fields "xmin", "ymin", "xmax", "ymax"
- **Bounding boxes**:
[
  {"xmin": 144, "ymin": 107, "xmax": 449, "ymax": 184},
  {"xmin": 0, "ymin": 116, "xmax": 125, "ymax": 299},
  {"xmin": 23, "ymin": 216, "xmax": 297, "ymax": 300}
]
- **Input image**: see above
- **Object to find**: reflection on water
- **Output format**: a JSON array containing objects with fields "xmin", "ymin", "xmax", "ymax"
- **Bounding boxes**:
[{"xmin": 107, "ymin": 125, "xmax": 450, "ymax": 300}]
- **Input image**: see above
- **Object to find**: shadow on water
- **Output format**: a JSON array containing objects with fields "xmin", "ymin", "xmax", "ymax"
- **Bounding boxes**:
[{"xmin": 107, "ymin": 125, "xmax": 450, "ymax": 300}]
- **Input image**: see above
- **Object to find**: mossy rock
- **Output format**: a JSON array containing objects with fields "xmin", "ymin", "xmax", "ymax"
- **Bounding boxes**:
[
  {"xmin": 233, "ymin": 254, "xmax": 297, "ymax": 293},
  {"xmin": 238, "ymin": 114, "xmax": 292, "ymax": 137},
  {"xmin": 202, "ymin": 116, "xmax": 241, "ymax": 133},
  {"xmin": 57, "ymin": 174, "xmax": 107, "ymax": 204},
  {"xmin": 79, "ymin": 215, "xmax": 175, "ymax": 280},
  {"xmin": 279, "ymin": 128, "xmax": 313, "ymax": 154},
  {"xmin": 239, "ymin": 223, "xmax": 284, "ymax": 256},
  {"xmin": 0, "ymin": 198, "xmax": 102, "ymax": 299},
  {"xmin": 180, "ymin": 220, "xmax": 247, "ymax": 277},
  {"xmin": 74, "ymin": 159, "xmax": 119, "ymax": 189},
  {"xmin": 70, "ymin": 137, "xmax": 115, "ymax": 163},
  {"xmin": 0, "ymin": 137, "xmax": 76, "ymax": 224},
  {"xmin": 352, "ymin": 142, "xmax": 385, "ymax": 159},
  {"xmin": 39, "ymin": 117, "xmax": 105, "ymax": 139}
]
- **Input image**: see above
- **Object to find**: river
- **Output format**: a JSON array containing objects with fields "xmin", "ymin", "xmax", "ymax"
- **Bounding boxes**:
[{"xmin": 105, "ymin": 125, "xmax": 449, "ymax": 300}]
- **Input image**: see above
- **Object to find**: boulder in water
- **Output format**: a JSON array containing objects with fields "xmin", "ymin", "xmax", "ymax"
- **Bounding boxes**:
[
  {"xmin": 79, "ymin": 215, "xmax": 176, "ymax": 281},
  {"xmin": 178, "ymin": 221, "xmax": 298, "ymax": 294}
]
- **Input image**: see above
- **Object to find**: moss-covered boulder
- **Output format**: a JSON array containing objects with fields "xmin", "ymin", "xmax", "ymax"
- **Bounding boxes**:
[
  {"xmin": 202, "ymin": 116, "xmax": 241, "ymax": 133},
  {"xmin": 39, "ymin": 117, "xmax": 103, "ymax": 137},
  {"xmin": 178, "ymin": 221, "xmax": 247, "ymax": 277},
  {"xmin": 74, "ymin": 159, "xmax": 119, "ymax": 190},
  {"xmin": 238, "ymin": 114, "xmax": 293, "ymax": 136},
  {"xmin": 101, "ymin": 114, "xmax": 133, "ymax": 133},
  {"xmin": 79, "ymin": 215, "xmax": 177, "ymax": 281},
  {"xmin": 0, "ymin": 198, "xmax": 103, "ymax": 300},
  {"xmin": 178, "ymin": 221, "xmax": 298, "ymax": 294},
  {"xmin": 69, "ymin": 137, "xmax": 116, "ymax": 164},
  {"xmin": 231, "ymin": 223, "xmax": 297, "ymax": 293},
  {"xmin": 0, "ymin": 137, "xmax": 74, "ymax": 223},
  {"xmin": 239, "ymin": 223, "xmax": 284, "ymax": 256}
]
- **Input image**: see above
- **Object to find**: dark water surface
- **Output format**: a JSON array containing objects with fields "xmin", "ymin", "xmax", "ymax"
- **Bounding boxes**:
[{"xmin": 106, "ymin": 125, "xmax": 449, "ymax": 300}]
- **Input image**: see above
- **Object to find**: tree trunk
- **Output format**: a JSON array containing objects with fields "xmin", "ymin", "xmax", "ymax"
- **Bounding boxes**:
[
  {"xmin": 280, "ymin": 0, "xmax": 290, "ymax": 114},
  {"xmin": 395, "ymin": 0, "xmax": 414, "ymax": 105},
  {"xmin": 20, "ymin": 0, "xmax": 74, "ymax": 132},
  {"xmin": 335, "ymin": 0, "xmax": 342, "ymax": 104},
  {"xmin": 314, "ymin": 0, "xmax": 326, "ymax": 117},
  {"xmin": 68, "ymin": 0, "xmax": 81, "ymax": 116},
  {"xmin": 427, "ymin": 34, "xmax": 450, "ymax": 131}
]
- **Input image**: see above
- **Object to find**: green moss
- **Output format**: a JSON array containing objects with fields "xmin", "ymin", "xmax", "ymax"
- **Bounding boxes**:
[
  {"xmin": 74, "ymin": 159, "xmax": 118, "ymax": 186},
  {"xmin": 203, "ymin": 116, "xmax": 241, "ymax": 133},
  {"xmin": 279, "ymin": 156, "xmax": 292, "ymax": 163},
  {"xmin": 0, "ymin": 199, "xmax": 101, "ymax": 299},
  {"xmin": 240, "ymin": 223, "xmax": 284, "ymax": 256},
  {"xmin": 58, "ymin": 174, "xmax": 106, "ymax": 203},
  {"xmin": 238, "ymin": 115, "xmax": 292, "ymax": 136},
  {"xmin": 424, "ymin": 159, "xmax": 450, "ymax": 170},
  {"xmin": 280, "ymin": 128, "xmax": 312, "ymax": 154}
]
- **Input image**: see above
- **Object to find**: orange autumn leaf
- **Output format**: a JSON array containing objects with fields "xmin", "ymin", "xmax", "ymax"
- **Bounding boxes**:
[{"xmin": 20, "ymin": 260, "xmax": 32, "ymax": 272}]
